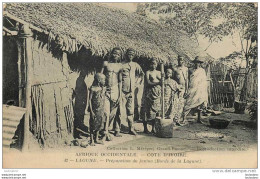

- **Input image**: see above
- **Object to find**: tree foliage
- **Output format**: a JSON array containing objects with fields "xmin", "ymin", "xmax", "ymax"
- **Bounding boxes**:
[
  {"xmin": 137, "ymin": 3, "xmax": 217, "ymax": 44},
  {"xmin": 137, "ymin": 3, "xmax": 258, "ymax": 103},
  {"xmin": 136, "ymin": 3, "xmax": 257, "ymax": 60}
]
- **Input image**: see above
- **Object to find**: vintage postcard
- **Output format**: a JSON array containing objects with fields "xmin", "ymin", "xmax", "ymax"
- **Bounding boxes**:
[{"xmin": 2, "ymin": 2, "xmax": 257, "ymax": 169}]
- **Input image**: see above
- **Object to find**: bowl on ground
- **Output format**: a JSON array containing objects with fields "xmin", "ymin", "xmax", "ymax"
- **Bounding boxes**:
[{"xmin": 209, "ymin": 118, "xmax": 230, "ymax": 129}]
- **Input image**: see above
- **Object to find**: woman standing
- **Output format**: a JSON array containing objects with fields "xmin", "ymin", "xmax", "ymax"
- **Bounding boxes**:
[
  {"xmin": 143, "ymin": 59, "xmax": 161, "ymax": 133},
  {"xmin": 164, "ymin": 68, "xmax": 184, "ymax": 124}
]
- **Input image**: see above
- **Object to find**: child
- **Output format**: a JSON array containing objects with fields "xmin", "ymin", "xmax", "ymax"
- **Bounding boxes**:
[{"xmin": 89, "ymin": 73, "xmax": 106, "ymax": 146}]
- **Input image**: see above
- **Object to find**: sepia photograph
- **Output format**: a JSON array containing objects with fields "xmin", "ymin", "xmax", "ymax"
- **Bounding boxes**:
[{"xmin": 2, "ymin": 2, "xmax": 258, "ymax": 169}]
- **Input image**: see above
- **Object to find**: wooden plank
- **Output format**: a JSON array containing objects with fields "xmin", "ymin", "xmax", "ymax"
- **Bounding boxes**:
[
  {"xmin": 3, "ymin": 126, "xmax": 17, "ymax": 135},
  {"xmin": 217, "ymin": 81, "xmax": 232, "ymax": 83},
  {"xmin": 4, "ymin": 12, "xmax": 43, "ymax": 33},
  {"xmin": 3, "ymin": 139, "xmax": 12, "ymax": 147},
  {"xmin": 3, "ymin": 26, "xmax": 18, "ymax": 35}
]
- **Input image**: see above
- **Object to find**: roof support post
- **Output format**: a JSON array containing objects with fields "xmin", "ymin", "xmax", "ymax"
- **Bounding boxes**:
[
  {"xmin": 18, "ymin": 25, "xmax": 33, "ymax": 152},
  {"xmin": 17, "ymin": 37, "xmax": 25, "ymax": 108}
]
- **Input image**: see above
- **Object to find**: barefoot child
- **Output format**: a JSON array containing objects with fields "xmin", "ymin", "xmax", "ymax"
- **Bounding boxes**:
[{"xmin": 89, "ymin": 73, "xmax": 106, "ymax": 146}]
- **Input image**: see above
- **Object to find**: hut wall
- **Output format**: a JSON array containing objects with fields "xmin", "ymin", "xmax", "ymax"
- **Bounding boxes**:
[
  {"xmin": 29, "ymin": 39, "xmax": 74, "ymax": 147},
  {"xmin": 233, "ymin": 68, "xmax": 258, "ymax": 102},
  {"xmin": 246, "ymin": 68, "xmax": 258, "ymax": 100},
  {"xmin": 209, "ymin": 63, "xmax": 257, "ymax": 108},
  {"xmin": 3, "ymin": 36, "xmax": 19, "ymax": 105},
  {"xmin": 72, "ymin": 70, "xmax": 94, "ymax": 130},
  {"xmin": 209, "ymin": 63, "xmax": 234, "ymax": 108},
  {"xmin": 66, "ymin": 50, "xmax": 97, "ymax": 130}
]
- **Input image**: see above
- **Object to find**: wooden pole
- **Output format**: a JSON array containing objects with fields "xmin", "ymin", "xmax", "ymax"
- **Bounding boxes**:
[
  {"xmin": 17, "ymin": 40, "xmax": 23, "ymax": 107},
  {"xmin": 161, "ymin": 63, "xmax": 165, "ymax": 120},
  {"xmin": 19, "ymin": 25, "xmax": 33, "ymax": 152}
]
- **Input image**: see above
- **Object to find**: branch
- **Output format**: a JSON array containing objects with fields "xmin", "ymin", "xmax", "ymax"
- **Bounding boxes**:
[
  {"xmin": 247, "ymin": 39, "xmax": 252, "ymax": 54},
  {"xmin": 229, "ymin": 71, "xmax": 235, "ymax": 89},
  {"xmin": 247, "ymin": 41, "xmax": 253, "ymax": 54},
  {"xmin": 204, "ymin": 41, "xmax": 213, "ymax": 51},
  {"xmin": 238, "ymin": 31, "xmax": 246, "ymax": 55},
  {"xmin": 245, "ymin": 39, "xmax": 249, "ymax": 57},
  {"xmin": 246, "ymin": 40, "xmax": 253, "ymax": 68},
  {"xmin": 192, "ymin": 32, "xmax": 200, "ymax": 46}
]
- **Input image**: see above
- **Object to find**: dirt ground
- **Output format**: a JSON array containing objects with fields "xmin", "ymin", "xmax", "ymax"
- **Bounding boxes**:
[
  {"xmin": 4, "ymin": 108, "xmax": 257, "ymax": 168},
  {"xmin": 110, "ymin": 111, "xmax": 257, "ymax": 152},
  {"xmin": 7, "ymin": 108, "xmax": 257, "ymax": 153},
  {"xmin": 42, "ymin": 108, "xmax": 257, "ymax": 153}
]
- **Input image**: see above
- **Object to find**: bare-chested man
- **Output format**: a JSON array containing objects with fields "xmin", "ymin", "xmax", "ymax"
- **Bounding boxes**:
[
  {"xmin": 121, "ymin": 48, "xmax": 144, "ymax": 135},
  {"xmin": 174, "ymin": 55, "xmax": 189, "ymax": 97},
  {"xmin": 102, "ymin": 47, "xmax": 123, "ymax": 137}
]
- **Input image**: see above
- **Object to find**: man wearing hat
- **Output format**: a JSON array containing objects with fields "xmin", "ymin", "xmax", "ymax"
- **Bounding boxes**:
[{"xmin": 181, "ymin": 56, "xmax": 208, "ymax": 124}]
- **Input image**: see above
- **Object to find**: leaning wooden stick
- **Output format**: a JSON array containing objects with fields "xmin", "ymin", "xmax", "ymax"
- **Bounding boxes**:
[{"xmin": 161, "ymin": 63, "xmax": 165, "ymax": 120}]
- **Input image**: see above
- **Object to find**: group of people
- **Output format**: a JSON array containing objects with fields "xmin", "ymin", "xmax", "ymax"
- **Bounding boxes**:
[{"xmin": 87, "ymin": 47, "xmax": 208, "ymax": 145}]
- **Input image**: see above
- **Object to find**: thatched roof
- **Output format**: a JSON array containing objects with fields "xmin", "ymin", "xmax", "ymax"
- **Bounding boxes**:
[{"xmin": 4, "ymin": 3, "xmax": 210, "ymax": 62}]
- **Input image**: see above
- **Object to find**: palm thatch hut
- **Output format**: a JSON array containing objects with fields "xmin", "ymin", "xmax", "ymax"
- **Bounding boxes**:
[{"xmin": 3, "ymin": 3, "xmax": 211, "ymax": 150}]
